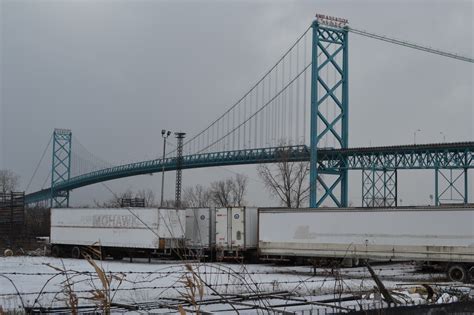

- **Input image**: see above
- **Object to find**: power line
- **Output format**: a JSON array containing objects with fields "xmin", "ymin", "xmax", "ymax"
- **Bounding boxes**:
[{"xmin": 348, "ymin": 27, "xmax": 474, "ymax": 63}]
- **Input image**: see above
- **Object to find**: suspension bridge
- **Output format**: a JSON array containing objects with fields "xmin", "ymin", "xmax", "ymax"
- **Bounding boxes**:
[{"xmin": 24, "ymin": 16, "xmax": 474, "ymax": 208}]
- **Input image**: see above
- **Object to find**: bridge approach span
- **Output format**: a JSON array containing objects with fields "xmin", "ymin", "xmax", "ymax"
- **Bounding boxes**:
[{"xmin": 25, "ymin": 142, "xmax": 474, "ymax": 204}]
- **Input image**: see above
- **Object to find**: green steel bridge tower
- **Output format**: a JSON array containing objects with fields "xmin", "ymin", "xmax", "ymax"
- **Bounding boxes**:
[
  {"xmin": 50, "ymin": 129, "xmax": 72, "ymax": 208},
  {"xmin": 310, "ymin": 20, "xmax": 349, "ymax": 208}
]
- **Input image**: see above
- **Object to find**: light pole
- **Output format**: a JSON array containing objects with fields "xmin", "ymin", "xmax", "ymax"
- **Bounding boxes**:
[
  {"xmin": 160, "ymin": 129, "xmax": 172, "ymax": 207},
  {"xmin": 440, "ymin": 131, "xmax": 446, "ymax": 142},
  {"xmin": 413, "ymin": 129, "xmax": 421, "ymax": 145}
]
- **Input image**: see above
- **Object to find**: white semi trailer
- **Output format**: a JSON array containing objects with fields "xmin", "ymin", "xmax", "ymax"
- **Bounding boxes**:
[
  {"xmin": 51, "ymin": 208, "xmax": 186, "ymax": 259},
  {"xmin": 258, "ymin": 206, "xmax": 474, "ymax": 282},
  {"xmin": 215, "ymin": 207, "xmax": 258, "ymax": 261},
  {"xmin": 185, "ymin": 208, "xmax": 216, "ymax": 260}
]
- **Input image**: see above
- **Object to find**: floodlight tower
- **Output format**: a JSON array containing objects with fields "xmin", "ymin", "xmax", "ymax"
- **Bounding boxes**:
[{"xmin": 174, "ymin": 132, "xmax": 186, "ymax": 209}]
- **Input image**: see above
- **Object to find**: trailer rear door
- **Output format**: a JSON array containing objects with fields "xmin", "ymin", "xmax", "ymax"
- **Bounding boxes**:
[
  {"xmin": 215, "ymin": 208, "xmax": 228, "ymax": 248},
  {"xmin": 231, "ymin": 207, "xmax": 245, "ymax": 248}
]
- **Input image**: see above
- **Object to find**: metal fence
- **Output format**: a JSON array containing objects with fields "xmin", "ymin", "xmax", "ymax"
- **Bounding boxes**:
[
  {"xmin": 0, "ymin": 191, "xmax": 25, "ymax": 245},
  {"xmin": 120, "ymin": 198, "xmax": 145, "ymax": 208}
]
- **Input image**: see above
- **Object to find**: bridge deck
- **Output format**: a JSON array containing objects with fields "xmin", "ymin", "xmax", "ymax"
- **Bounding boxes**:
[{"xmin": 26, "ymin": 142, "xmax": 474, "ymax": 204}]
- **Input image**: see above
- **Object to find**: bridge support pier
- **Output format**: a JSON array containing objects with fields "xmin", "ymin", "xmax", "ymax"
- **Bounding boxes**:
[
  {"xmin": 435, "ymin": 168, "xmax": 468, "ymax": 206},
  {"xmin": 309, "ymin": 21, "xmax": 349, "ymax": 207},
  {"xmin": 362, "ymin": 168, "xmax": 397, "ymax": 207},
  {"xmin": 51, "ymin": 129, "xmax": 72, "ymax": 208}
]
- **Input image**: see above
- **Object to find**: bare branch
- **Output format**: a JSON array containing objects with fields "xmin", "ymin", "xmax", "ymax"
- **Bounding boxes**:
[
  {"xmin": 257, "ymin": 143, "xmax": 310, "ymax": 208},
  {"xmin": 209, "ymin": 174, "xmax": 248, "ymax": 207},
  {"xmin": 0, "ymin": 169, "xmax": 20, "ymax": 193}
]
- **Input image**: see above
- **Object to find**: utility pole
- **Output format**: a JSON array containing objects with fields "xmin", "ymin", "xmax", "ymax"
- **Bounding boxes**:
[
  {"xmin": 174, "ymin": 132, "xmax": 186, "ymax": 209},
  {"xmin": 160, "ymin": 129, "xmax": 171, "ymax": 207}
]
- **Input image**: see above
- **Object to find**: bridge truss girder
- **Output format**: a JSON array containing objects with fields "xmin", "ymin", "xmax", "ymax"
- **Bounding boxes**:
[
  {"xmin": 362, "ymin": 169, "xmax": 397, "ymax": 207},
  {"xmin": 435, "ymin": 168, "xmax": 468, "ymax": 206}
]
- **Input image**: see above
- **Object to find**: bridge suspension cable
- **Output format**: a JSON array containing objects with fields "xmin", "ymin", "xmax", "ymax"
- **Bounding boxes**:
[
  {"xmin": 197, "ymin": 62, "xmax": 312, "ymax": 154},
  {"xmin": 348, "ymin": 27, "xmax": 474, "ymax": 63},
  {"xmin": 37, "ymin": 21, "xmax": 473, "ymax": 181},
  {"xmin": 166, "ymin": 25, "xmax": 314, "ymax": 157},
  {"xmin": 25, "ymin": 134, "xmax": 52, "ymax": 193},
  {"xmin": 70, "ymin": 136, "xmax": 114, "ymax": 177},
  {"xmin": 176, "ymin": 23, "xmax": 472, "ymax": 157}
]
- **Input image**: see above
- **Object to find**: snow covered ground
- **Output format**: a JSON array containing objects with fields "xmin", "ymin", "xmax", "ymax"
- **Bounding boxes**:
[{"xmin": 0, "ymin": 256, "xmax": 466, "ymax": 313}]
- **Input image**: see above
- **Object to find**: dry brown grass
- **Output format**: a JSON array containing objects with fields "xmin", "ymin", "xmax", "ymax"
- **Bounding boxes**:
[
  {"xmin": 43, "ymin": 249, "xmax": 125, "ymax": 314},
  {"xmin": 44, "ymin": 261, "xmax": 79, "ymax": 315},
  {"xmin": 83, "ymin": 253, "xmax": 125, "ymax": 314},
  {"xmin": 177, "ymin": 263, "xmax": 205, "ymax": 314}
]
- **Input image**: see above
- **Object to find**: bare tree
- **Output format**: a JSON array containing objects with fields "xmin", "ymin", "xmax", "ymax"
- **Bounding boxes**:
[
  {"xmin": 209, "ymin": 174, "xmax": 248, "ymax": 207},
  {"xmin": 209, "ymin": 179, "xmax": 232, "ymax": 207},
  {"xmin": 93, "ymin": 189, "xmax": 134, "ymax": 208},
  {"xmin": 183, "ymin": 184, "xmax": 212, "ymax": 207},
  {"xmin": 0, "ymin": 169, "xmax": 20, "ymax": 193},
  {"xmin": 257, "ymin": 148, "xmax": 310, "ymax": 208},
  {"xmin": 136, "ymin": 189, "xmax": 156, "ymax": 207},
  {"xmin": 230, "ymin": 174, "xmax": 247, "ymax": 206}
]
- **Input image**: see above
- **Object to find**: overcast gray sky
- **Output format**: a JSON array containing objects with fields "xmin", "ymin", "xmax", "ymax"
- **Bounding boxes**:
[{"xmin": 1, "ymin": 0, "xmax": 473, "ymax": 207}]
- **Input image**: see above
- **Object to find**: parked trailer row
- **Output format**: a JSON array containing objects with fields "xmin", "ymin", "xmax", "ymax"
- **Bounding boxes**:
[
  {"xmin": 50, "ymin": 206, "xmax": 474, "ymax": 281},
  {"xmin": 258, "ymin": 207, "xmax": 474, "ymax": 282},
  {"xmin": 51, "ymin": 207, "xmax": 258, "ymax": 261}
]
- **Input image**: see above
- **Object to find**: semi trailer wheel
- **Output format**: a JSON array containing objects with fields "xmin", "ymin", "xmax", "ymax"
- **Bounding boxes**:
[
  {"xmin": 51, "ymin": 245, "xmax": 61, "ymax": 258},
  {"xmin": 447, "ymin": 264, "xmax": 467, "ymax": 282},
  {"xmin": 468, "ymin": 266, "xmax": 474, "ymax": 283},
  {"xmin": 71, "ymin": 246, "xmax": 82, "ymax": 259}
]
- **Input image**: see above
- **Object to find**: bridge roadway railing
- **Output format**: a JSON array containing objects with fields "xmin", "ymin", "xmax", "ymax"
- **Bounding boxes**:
[{"xmin": 25, "ymin": 142, "xmax": 474, "ymax": 204}]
